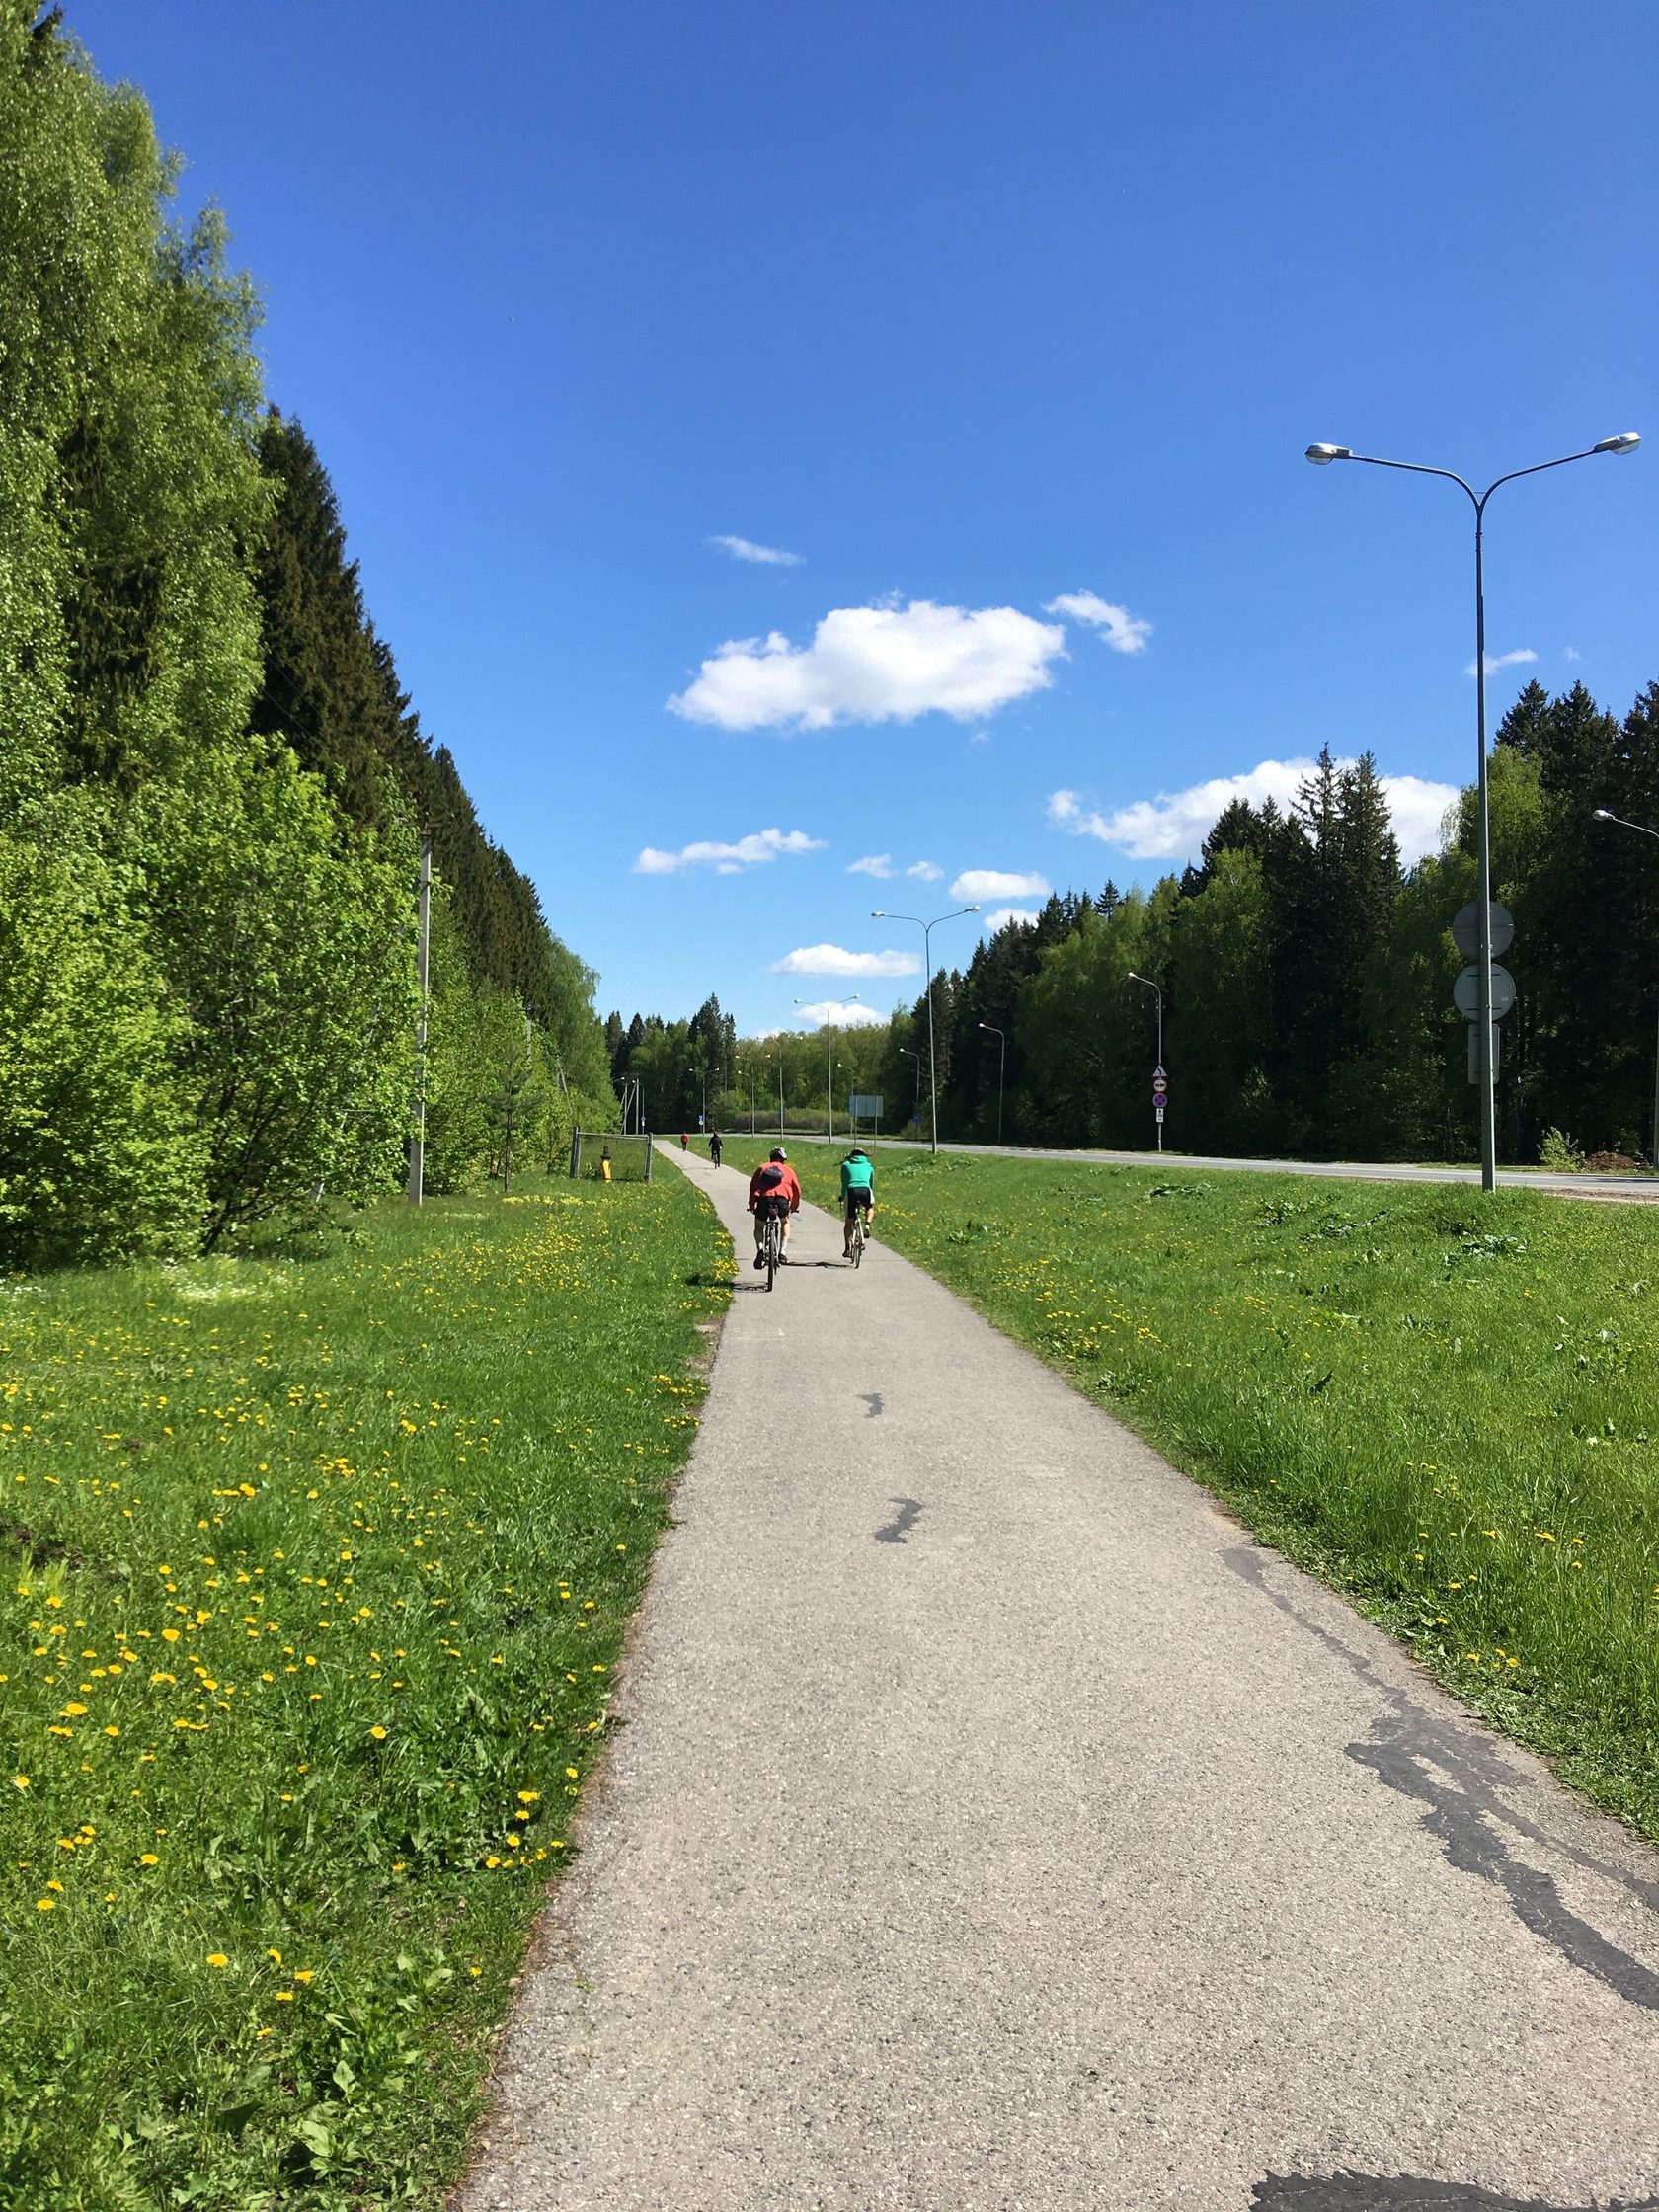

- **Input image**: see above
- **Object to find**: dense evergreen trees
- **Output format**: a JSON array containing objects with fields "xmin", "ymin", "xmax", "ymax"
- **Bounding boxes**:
[
  {"xmin": 690, "ymin": 692, "xmax": 1659, "ymax": 1165},
  {"xmin": 0, "ymin": 10, "xmax": 609, "ymax": 1264}
]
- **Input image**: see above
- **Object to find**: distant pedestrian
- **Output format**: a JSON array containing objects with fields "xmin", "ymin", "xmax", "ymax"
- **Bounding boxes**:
[
  {"xmin": 709, "ymin": 1130, "xmax": 723, "ymax": 1167},
  {"xmin": 680, "ymin": 1131, "xmax": 689, "ymax": 1150}
]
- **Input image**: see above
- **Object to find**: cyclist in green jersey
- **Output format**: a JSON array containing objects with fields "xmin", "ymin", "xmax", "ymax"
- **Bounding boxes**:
[{"xmin": 839, "ymin": 1146, "xmax": 875, "ymax": 1258}]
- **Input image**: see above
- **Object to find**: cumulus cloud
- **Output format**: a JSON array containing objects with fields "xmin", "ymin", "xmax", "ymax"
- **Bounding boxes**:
[
  {"xmin": 847, "ymin": 853, "xmax": 895, "ymax": 878},
  {"xmin": 950, "ymin": 868, "xmax": 1053, "ymax": 902},
  {"xmin": 983, "ymin": 907, "xmax": 1039, "ymax": 933},
  {"xmin": 1045, "ymin": 590, "xmax": 1152, "ymax": 655},
  {"xmin": 1564, "ymin": 647, "xmax": 1582, "ymax": 663},
  {"xmin": 668, "ymin": 598, "xmax": 1066, "ymax": 732},
  {"xmin": 634, "ymin": 827, "xmax": 826, "ymax": 875},
  {"xmin": 792, "ymin": 999, "xmax": 890, "ymax": 1029},
  {"xmin": 770, "ymin": 944, "xmax": 920, "ymax": 979},
  {"xmin": 709, "ymin": 534, "xmax": 804, "ymax": 567},
  {"xmin": 1049, "ymin": 761, "xmax": 1459, "ymax": 868},
  {"xmin": 907, "ymin": 860, "xmax": 944, "ymax": 882},
  {"xmin": 1465, "ymin": 648, "xmax": 1538, "ymax": 677}
]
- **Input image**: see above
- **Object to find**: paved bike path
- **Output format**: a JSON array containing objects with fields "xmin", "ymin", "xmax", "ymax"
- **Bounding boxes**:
[{"xmin": 461, "ymin": 1151, "xmax": 1659, "ymax": 2210}]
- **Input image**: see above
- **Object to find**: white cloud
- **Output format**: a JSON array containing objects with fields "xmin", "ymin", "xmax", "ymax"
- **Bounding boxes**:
[
  {"xmin": 634, "ymin": 827, "xmax": 826, "ymax": 875},
  {"xmin": 668, "ymin": 598, "xmax": 1066, "ymax": 731},
  {"xmin": 1380, "ymin": 774, "xmax": 1462, "ymax": 865},
  {"xmin": 983, "ymin": 907, "xmax": 1039, "ymax": 933},
  {"xmin": 770, "ymin": 944, "xmax": 920, "ymax": 979},
  {"xmin": 1049, "ymin": 761, "xmax": 1459, "ymax": 868},
  {"xmin": 1564, "ymin": 646, "xmax": 1582, "ymax": 662},
  {"xmin": 1045, "ymin": 590, "xmax": 1152, "ymax": 655},
  {"xmin": 1465, "ymin": 648, "xmax": 1538, "ymax": 676},
  {"xmin": 907, "ymin": 860, "xmax": 944, "ymax": 882},
  {"xmin": 708, "ymin": 534, "xmax": 804, "ymax": 567},
  {"xmin": 792, "ymin": 999, "xmax": 890, "ymax": 1029},
  {"xmin": 847, "ymin": 853, "xmax": 894, "ymax": 878},
  {"xmin": 950, "ymin": 868, "xmax": 1053, "ymax": 902}
]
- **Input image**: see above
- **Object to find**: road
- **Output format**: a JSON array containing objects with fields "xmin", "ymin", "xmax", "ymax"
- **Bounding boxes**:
[
  {"xmin": 720, "ymin": 1127, "xmax": 1659, "ymax": 1200},
  {"xmin": 460, "ymin": 1151, "xmax": 1659, "ymax": 2212}
]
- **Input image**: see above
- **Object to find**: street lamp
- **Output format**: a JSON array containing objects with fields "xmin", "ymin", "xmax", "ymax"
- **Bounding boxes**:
[
  {"xmin": 898, "ymin": 1045, "xmax": 922, "ymax": 1131},
  {"xmin": 1306, "ymin": 429, "xmax": 1641, "ymax": 1191},
  {"xmin": 795, "ymin": 996, "xmax": 858, "ymax": 1139},
  {"xmin": 978, "ymin": 1021, "xmax": 1006, "ymax": 1145},
  {"xmin": 872, "ymin": 907, "xmax": 980, "ymax": 1154},
  {"xmin": 1127, "ymin": 971, "xmax": 1164, "ymax": 1153},
  {"xmin": 1593, "ymin": 808, "xmax": 1659, "ymax": 1165}
]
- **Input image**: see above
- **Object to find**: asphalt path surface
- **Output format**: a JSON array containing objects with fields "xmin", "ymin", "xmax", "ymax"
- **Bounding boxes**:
[{"xmin": 460, "ymin": 1151, "xmax": 1659, "ymax": 2211}]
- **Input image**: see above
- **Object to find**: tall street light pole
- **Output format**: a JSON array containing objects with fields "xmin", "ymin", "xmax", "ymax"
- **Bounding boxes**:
[
  {"xmin": 1127, "ymin": 971, "xmax": 1164, "ymax": 1153},
  {"xmin": 978, "ymin": 1021, "xmax": 1006, "ymax": 1145},
  {"xmin": 899, "ymin": 1046, "xmax": 921, "ymax": 1132},
  {"xmin": 794, "ymin": 996, "xmax": 858, "ymax": 1140},
  {"xmin": 1306, "ymin": 430, "xmax": 1641, "ymax": 1192},
  {"xmin": 1593, "ymin": 808, "xmax": 1659, "ymax": 1165},
  {"xmin": 873, "ymin": 907, "xmax": 980, "ymax": 1155}
]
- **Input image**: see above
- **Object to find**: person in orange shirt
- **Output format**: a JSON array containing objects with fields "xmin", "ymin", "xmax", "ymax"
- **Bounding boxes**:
[{"xmin": 747, "ymin": 1147, "xmax": 801, "ymax": 1268}]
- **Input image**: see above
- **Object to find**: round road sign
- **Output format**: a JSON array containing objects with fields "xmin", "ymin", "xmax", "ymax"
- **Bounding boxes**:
[
  {"xmin": 1453, "ymin": 962, "xmax": 1517, "ymax": 1021},
  {"xmin": 1452, "ymin": 901, "xmax": 1514, "ymax": 960}
]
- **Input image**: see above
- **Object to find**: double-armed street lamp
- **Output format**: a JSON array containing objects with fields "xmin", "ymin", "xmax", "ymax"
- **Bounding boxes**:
[
  {"xmin": 1126, "ymin": 971, "xmax": 1165, "ymax": 1152},
  {"xmin": 872, "ymin": 906, "xmax": 980, "ymax": 1155},
  {"xmin": 1593, "ymin": 808, "xmax": 1659, "ymax": 1166},
  {"xmin": 978, "ymin": 1021, "xmax": 1006, "ymax": 1145},
  {"xmin": 1306, "ymin": 429, "xmax": 1641, "ymax": 1191},
  {"xmin": 795, "ymin": 995, "xmax": 859, "ymax": 1139}
]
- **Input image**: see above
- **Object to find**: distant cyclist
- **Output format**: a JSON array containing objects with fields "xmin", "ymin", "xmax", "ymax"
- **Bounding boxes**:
[
  {"xmin": 839, "ymin": 1146, "xmax": 875, "ymax": 1258},
  {"xmin": 709, "ymin": 1129, "xmax": 723, "ymax": 1168},
  {"xmin": 748, "ymin": 1146, "xmax": 801, "ymax": 1268}
]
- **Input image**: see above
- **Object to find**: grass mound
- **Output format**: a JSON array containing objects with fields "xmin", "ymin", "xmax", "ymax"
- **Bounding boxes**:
[
  {"xmin": 1, "ymin": 1175, "xmax": 728, "ymax": 2209},
  {"xmin": 724, "ymin": 1138, "xmax": 1659, "ymax": 1840}
]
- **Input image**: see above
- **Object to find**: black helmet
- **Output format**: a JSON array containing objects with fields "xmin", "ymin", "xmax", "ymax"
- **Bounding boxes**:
[{"xmin": 769, "ymin": 1146, "xmax": 787, "ymax": 1162}]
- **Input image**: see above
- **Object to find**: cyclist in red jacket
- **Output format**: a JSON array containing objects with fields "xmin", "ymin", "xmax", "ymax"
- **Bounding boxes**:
[{"xmin": 748, "ymin": 1147, "xmax": 801, "ymax": 1268}]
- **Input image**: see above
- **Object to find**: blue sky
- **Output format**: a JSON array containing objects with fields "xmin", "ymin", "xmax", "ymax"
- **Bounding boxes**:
[{"xmin": 68, "ymin": 0, "xmax": 1657, "ymax": 1037}]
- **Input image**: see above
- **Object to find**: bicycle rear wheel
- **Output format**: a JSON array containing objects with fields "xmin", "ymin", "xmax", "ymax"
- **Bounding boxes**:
[
  {"xmin": 765, "ymin": 1216, "xmax": 778, "ymax": 1292},
  {"xmin": 851, "ymin": 1216, "xmax": 865, "ymax": 1267}
]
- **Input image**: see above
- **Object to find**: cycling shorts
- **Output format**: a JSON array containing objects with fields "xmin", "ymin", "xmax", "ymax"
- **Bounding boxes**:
[
  {"xmin": 754, "ymin": 1192, "xmax": 791, "ymax": 1222},
  {"xmin": 843, "ymin": 1187, "xmax": 872, "ymax": 1214}
]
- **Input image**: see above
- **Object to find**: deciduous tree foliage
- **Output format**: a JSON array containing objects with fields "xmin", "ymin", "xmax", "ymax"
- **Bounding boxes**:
[{"xmin": 0, "ymin": 10, "xmax": 611, "ymax": 1263}]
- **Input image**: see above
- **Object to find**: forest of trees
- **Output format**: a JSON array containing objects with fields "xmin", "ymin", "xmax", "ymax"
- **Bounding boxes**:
[
  {"xmin": 0, "ymin": 9, "xmax": 613, "ymax": 1267},
  {"xmin": 621, "ymin": 688, "xmax": 1659, "ymax": 1167}
]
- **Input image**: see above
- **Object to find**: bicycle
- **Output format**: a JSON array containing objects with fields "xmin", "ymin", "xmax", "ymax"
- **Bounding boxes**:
[
  {"xmin": 847, "ymin": 1207, "xmax": 868, "ymax": 1268},
  {"xmin": 759, "ymin": 1203, "xmax": 785, "ymax": 1292}
]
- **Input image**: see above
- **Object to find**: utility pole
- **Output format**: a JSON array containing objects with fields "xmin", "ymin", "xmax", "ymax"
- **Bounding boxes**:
[{"xmin": 407, "ymin": 831, "xmax": 432, "ymax": 1205}]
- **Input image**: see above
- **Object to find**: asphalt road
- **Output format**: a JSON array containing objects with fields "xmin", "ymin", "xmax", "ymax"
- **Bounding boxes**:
[
  {"xmin": 729, "ymin": 1128, "xmax": 1659, "ymax": 1200},
  {"xmin": 459, "ymin": 1152, "xmax": 1659, "ymax": 2212}
]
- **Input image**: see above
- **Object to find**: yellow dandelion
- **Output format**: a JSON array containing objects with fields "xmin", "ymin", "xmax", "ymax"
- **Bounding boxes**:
[{"xmin": 206, "ymin": 1952, "xmax": 229, "ymax": 1968}]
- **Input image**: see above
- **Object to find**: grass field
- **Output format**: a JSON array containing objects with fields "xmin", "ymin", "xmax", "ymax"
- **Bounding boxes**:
[
  {"xmin": 1, "ymin": 1172, "xmax": 728, "ymax": 2211},
  {"xmin": 721, "ymin": 1136, "xmax": 1659, "ymax": 1840}
]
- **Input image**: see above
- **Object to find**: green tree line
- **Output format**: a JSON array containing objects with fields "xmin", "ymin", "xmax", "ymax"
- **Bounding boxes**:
[
  {"xmin": 0, "ymin": 9, "xmax": 612, "ymax": 1266},
  {"xmin": 624, "ymin": 684, "xmax": 1659, "ymax": 1165}
]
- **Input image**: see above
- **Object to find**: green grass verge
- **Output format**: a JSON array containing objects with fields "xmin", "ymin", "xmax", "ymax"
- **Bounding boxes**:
[
  {"xmin": 1, "ymin": 1172, "xmax": 729, "ymax": 2210},
  {"xmin": 724, "ymin": 1137, "xmax": 1659, "ymax": 1839}
]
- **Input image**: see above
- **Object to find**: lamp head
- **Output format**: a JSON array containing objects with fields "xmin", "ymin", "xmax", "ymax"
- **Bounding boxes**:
[
  {"xmin": 1305, "ymin": 443, "xmax": 1352, "ymax": 465},
  {"xmin": 965, "ymin": 904, "xmax": 981, "ymax": 912},
  {"xmin": 870, "ymin": 909, "xmax": 885, "ymax": 919},
  {"xmin": 1593, "ymin": 808, "xmax": 1615, "ymax": 821},
  {"xmin": 1592, "ymin": 432, "xmax": 1641, "ymax": 456}
]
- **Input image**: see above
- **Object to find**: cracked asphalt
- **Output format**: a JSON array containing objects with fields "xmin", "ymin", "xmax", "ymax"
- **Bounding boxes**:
[{"xmin": 458, "ymin": 1150, "xmax": 1659, "ymax": 2212}]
